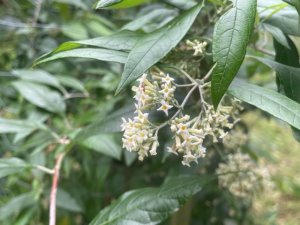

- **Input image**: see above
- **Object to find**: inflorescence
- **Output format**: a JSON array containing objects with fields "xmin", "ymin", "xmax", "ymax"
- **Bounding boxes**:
[{"xmin": 121, "ymin": 70, "xmax": 241, "ymax": 166}]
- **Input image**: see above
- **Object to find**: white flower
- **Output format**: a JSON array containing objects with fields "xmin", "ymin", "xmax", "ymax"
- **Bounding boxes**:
[
  {"xmin": 161, "ymin": 74, "xmax": 174, "ymax": 84},
  {"xmin": 149, "ymin": 140, "xmax": 159, "ymax": 155},
  {"xmin": 157, "ymin": 100, "xmax": 173, "ymax": 116}
]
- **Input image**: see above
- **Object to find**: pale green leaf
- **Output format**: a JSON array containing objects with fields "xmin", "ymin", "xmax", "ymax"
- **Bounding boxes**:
[
  {"xmin": 164, "ymin": 0, "xmax": 197, "ymax": 9},
  {"xmin": 283, "ymin": 0, "xmax": 300, "ymax": 25},
  {"xmin": 37, "ymin": 30, "xmax": 140, "ymax": 65},
  {"xmin": 34, "ymin": 48, "xmax": 128, "ymax": 66},
  {"xmin": 262, "ymin": 23, "xmax": 290, "ymax": 49},
  {"xmin": 0, "ymin": 193, "xmax": 35, "ymax": 221},
  {"xmin": 12, "ymin": 69, "xmax": 62, "ymax": 89},
  {"xmin": 121, "ymin": 9, "xmax": 177, "ymax": 31},
  {"xmin": 116, "ymin": 3, "xmax": 203, "ymax": 94},
  {"xmin": 258, "ymin": 0, "xmax": 300, "ymax": 36},
  {"xmin": 12, "ymin": 81, "xmax": 66, "ymax": 114},
  {"xmin": 212, "ymin": 0, "xmax": 257, "ymax": 107},
  {"xmin": 0, "ymin": 118, "xmax": 40, "ymax": 134},
  {"xmin": 89, "ymin": 176, "xmax": 204, "ymax": 225},
  {"xmin": 56, "ymin": 75, "xmax": 86, "ymax": 92},
  {"xmin": 0, "ymin": 158, "xmax": 30, "ymax": 179},
  {"xmin": 53, "ymin": 0, "xmax": 88, "ymax": 10},
  {"xmin": 228, "ymin": 80, "xmax": 300, "ymax": 130}
]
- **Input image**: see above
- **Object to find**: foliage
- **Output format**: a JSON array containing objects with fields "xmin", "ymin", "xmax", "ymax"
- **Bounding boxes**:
[{"xmin": 1, "ymin": 0, "xmax": 300, "ymax": 224}]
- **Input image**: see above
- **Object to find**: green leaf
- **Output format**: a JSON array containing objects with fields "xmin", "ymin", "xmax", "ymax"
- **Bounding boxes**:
[
  {"xmin": 262, "ymin": 23, "xmax": 290, "ymax": 49},
  {"xmin": 258, "ymin": 0, "xmax": 300, "ymax": 36},
  {"xmin": 211, "ymin": 0, "xmax": 257, "ymax": 108},
  {"xmin": 34, "ymin": 48, "xmax": 128, "ymax": 66},
  {"xmin": 12, "ymin": 69, "xmax": 62, "ymax": 89},
  {"xmin": 249, "ymin": 56, "xmax": 300, "ymax": 102},
  {"xmin": 116, "ymin": 3, "xmax": 203, "ymax": 94},
  {"xmin": 56, "ymin": 75, "xmax": 86, "ymax": 92},
  {"xmin": 81, "ymin": 134, "xmax": 122, "ymax": 159},
  {"xmin": 0, "ymin": 158, "xmax": 30, "ymax": 179},
  {"xmin": 96, "ymin": 0, "xmax": 148, "ymax": 9},
  {"xmin": 274, "ymin": 35, "xmax": 299, "ymax": 68},
  {"xmin": 53, "ymin": 0, "xmax": 88, "ymax": 10},
  {"xmin": 12, "ymin": 81, "xmax": 66, "ymax": 114},
  {"xmin": 89, "ymin": 176, "xmax": 204, "ymax": 225},
  {"xmin": 0, "ymin": 118, "xmax": 41, "ymax": 134},
  {"xmin": 273, "ymin": 35, "xmax": 300, "ymax": 141},
  {"xmin": 121, "ymin": 9, "xmax": 177, "ymax": 31},
  {"xmin": 228, "ymin": 80, "xmax": 300, "ymax": 130},
  {"xmin": 164, "ymin": 0, "xmax": 197, "ymax": 9},
  {"xmin": 37, "ymin": 30, "xmax": 140, "ymax": 65},
  {"xmin": 0, "ymin": 193, "xmax": 36, "ymax": 221},
  {"xmin": 283, "ymin": 0, "xmax": 300, "ymax": 25},
  {"xmin": 56, "ymin": 189, "xmax": 83, "ymax": 212},
  {"xmin": 76, "ymin": 105, "xmax": 135, "ymax": 141}
]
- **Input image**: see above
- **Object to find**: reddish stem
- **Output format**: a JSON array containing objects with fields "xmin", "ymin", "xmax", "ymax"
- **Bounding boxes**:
[{"xmin": 49, "ymin": 153, "xmax": 65, "ymax": 225}]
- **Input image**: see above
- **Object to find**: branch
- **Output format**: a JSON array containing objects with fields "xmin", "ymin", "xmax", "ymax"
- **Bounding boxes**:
[{"xmin": 49, "ymin": 153, "xmax": 65, "ymax": 225}]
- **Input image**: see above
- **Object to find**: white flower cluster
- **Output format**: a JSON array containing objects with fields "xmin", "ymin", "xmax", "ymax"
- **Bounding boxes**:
[
  {"xmin": 121, "ymin": 111, "xmax": 158, "ymax": 161},
  {"xmin": 169, "ymin": 115, "xmax": 206, "ymax": 166},
  {"xmin": 121, "ymin": 71, "xmax": 241, "ymax": 166},
  {"xmin": 202, "ymin": 105, "xmax": 237, "ymax": 143},
  {"xmin": 122, "ymin": 72, "xmax": 176, "ymax": 161},
  {"xmin": 216, "ymin": 152, "xmax": 272, "ymax": 198},
  {"xmin": 223, "ymin": 128, "xmax": 248, "ymax": 150},
  {"xmin": 132, "ymin": 72, "xmax": 176, "ymax": 115},
  {"xmin": 186, "ymin": 40, "xmax": 208, "ymax": 56}
]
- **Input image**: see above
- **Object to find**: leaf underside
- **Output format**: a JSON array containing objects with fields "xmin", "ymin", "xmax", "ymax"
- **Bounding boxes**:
[{"xmin": 229, "ymin": 80, "xmax": 300, "ymax": 130}]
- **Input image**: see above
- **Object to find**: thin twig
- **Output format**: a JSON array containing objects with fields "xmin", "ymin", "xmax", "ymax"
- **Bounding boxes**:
[
  {"xmin": 49, "ymin": 153, "xmax": 65, "ymax": 225},
  {"xmin": 155, "ymin": 84, "xmax": 198, "ymax": 130},
  {"xmin": 202, "ymin": 63, "xmax": 216, "ymax": 81},
  {"xmin": 35, "ymin": 165, "xmax": 54, "ymax": 174},
  {"xmin": 32, "ymin": 0, "xmax": 43, "ymax": 27}
]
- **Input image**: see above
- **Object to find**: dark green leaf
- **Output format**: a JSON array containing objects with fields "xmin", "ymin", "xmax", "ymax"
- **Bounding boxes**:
[
  {"xmin": 56, "ymin": 189, "xmax": 83, "ymax": 212},
  {"xmin": 81, "ymin": 134, "xmax": 122, "ymax": 159},
  {"xmin": 116, "ymin": 3, "xmax": 203, "ymax": 94},
  {"xmin": 211, "ymin": 0, "xmax": 257, "ymax": 108},
  {"xmin": 0, "ymin": 158, "xmax": 30, "ymax": 179},
  {"xmin": 249, "ymin": 56, "xmax": 300, "ymax": 102},
  {"xmin": 76, "ymin": 104, "xmax": 135, "ymax": 141},
  {"xmin": 89, "ymin": 176, "xmax": 204, "ymax": 225},
  {"xmin": 273, "ymin": 35, "xmax": 300, "ymax": 141},
  {"xmin": 12, "ymin": 81, "xmax": 66, "ymax": 114},
  {"xmin": 228, "ymin": 80, "xmax": 300, "ymax": 130},
  {"xmin": 274, "ymin": 35, "xmax": 299, "ymax": 67},
  {"xmin": 34, "ymin": 48, "xmax": 128, "ymax": 66}
]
